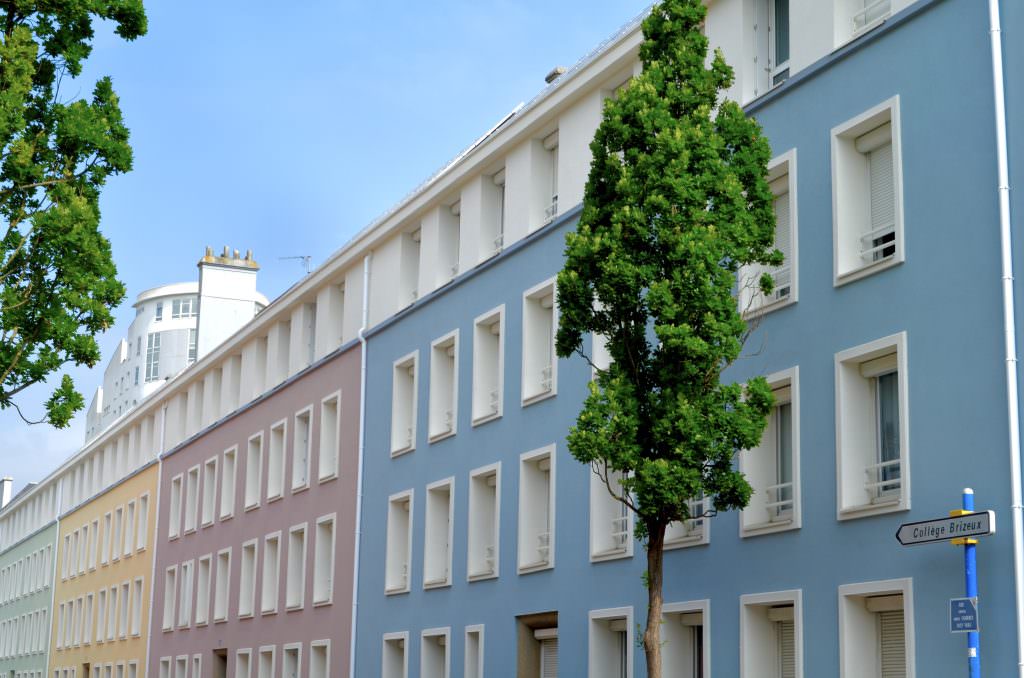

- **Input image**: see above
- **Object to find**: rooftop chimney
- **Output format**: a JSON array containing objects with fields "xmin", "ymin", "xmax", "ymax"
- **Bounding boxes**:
[
  {"xmin": 545, "ymin": 66, "xmax": 566, "ymax": 84},
  {"xmin": 0, "ymin": 477, "xmax": 12, "ymax": 509}
]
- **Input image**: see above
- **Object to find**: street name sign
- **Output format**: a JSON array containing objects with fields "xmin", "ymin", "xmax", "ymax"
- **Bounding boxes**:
[
  {"xmin": 895, "ymin": 511, "xmax": 995, "ymax": 546},
  {"xmin": 950, "ymin": 597, "xmax": 979, "ymax": 633}
]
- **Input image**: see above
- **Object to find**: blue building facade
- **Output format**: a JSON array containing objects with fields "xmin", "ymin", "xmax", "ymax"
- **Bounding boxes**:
[{"xmin": 353, "ymin": 0, "xmax": 1024, "ymax": 676}]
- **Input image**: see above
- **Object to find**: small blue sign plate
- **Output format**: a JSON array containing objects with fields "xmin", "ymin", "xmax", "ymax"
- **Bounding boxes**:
[{"xmin": 951, "ymin": 597, "xmax": 979, "ymax": 633}]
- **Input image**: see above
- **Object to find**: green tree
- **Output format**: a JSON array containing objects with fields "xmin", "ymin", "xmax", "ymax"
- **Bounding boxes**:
[
  {"xmin": 0, "ymin": 1, "xmax": 146, "ymax": 426},
  {"xmin": 554, "ymin": 1, "xmax": 779, "ymax": 675}
]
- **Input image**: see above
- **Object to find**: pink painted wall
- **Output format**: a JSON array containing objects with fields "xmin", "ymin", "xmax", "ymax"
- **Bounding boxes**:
[{"xmin": 148, "ymin": 343, "xmax": 361, "ymax": 677}]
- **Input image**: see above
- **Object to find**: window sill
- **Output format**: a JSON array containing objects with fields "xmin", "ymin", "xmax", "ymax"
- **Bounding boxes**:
[
  {"xmin": 428, "ymin": 429, "xmax": 456, "ymax": 444},
  {"xmin": 740, "ymin": 517, "xmax": 798, "ymax": 538},
  {"xmin": 238, "ymin": 612, "xmax": 255, "ymax": 620},
  {"xmin": 521, "ymin": 389, "xmax": 556, "ymax": 408},
  {"xmin": 267, "ymin": 494, "xmax": 283, "ymax": 504},
  {"xmin": 183, "ymin": 528, "xmax": 196, "ymax": 536},
  {"xmin": 291, "ymin": 483, "xmax": 310, "ymax": 495},
  {"xmin": 201, "ymin": 519, "xmax": 214, "ymax": 529},
  {"xmin": 837, "ymin": 496, "xmax": 907, "ymax": 521},
  {"xmin": 218, "ymin": 513, "xmax": 234, "ymax": 522},
  {"xmin": 742, "ymin": 293, "xmax": 796, "ymax": 320},
  {"xmin": 471, "ymin": 412, "xmax": 502, "ymax": 428},
  {"xmin": 213, "ymin": 617, "xmax": 227, "ymax": 625},
  {"xmin": 517, "ymin": 560, "xmax": 553, "ymax": 575},
  {"xmin": 317, "ymin": 473, "xmax": 338, "ymax": 484},
  {"xmin": 834, "ymin": 254, "xmax": 902, "ymax": 287},
  {"xmin": 261, "ymin": 608, "xmax": 278, "ymax": 616},
  {"xmin": 590, "ymin": 547, "xmax": 632, "ymax": 563},
  {"xmin": 390, "ymin": 446, "xmax": 414, "ymax": 459},
  {"xmin": 423, "ymin": 578, "xmax": 451, "ymax": 590},
  {"xmin": 243, "ymin": 503, "xmax": 260, "ymax": 513},
  {"xmin": 385, "ymin": 586, "xmax": 410, "ymax": 596},
  {"xmin": 285, "ymin": 603, "xmax": 304, "ymax": 612},
  {"xmin": 467, "ymin": 570, "xmax": 498, "ymax": 582},
  {"xmin": 313, "ymin": 597, "xmax": 332, "ymax": 607},
  {"xmin": 664, "ymin": 535, "xmax": 708, "ymax": 550}
]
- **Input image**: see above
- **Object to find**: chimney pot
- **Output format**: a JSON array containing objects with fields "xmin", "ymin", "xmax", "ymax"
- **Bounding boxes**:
[{"xmin": 545, "ymin": 66, "xmax": 566, "ymax": 84}]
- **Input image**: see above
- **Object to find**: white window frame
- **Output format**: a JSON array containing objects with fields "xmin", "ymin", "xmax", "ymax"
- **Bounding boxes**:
[
  {"xmin": 420, "ymin": 627, "xmax": 451, "ymax": 678},
  {"xmin": 517, "ymin": 445, "xmax": 556, "ymax": 574},
  {"xmin": 739, "ymin": 366, "xmax": 802, "ymax": 537},
  {"xmin": 310, "ymin": 640, "xmax": 330, "ymax": 678},
  {"xmin": 292, "ymin": 405, "xmax": 314, "ymax": 491},
  {"xmin": 286, "ymin": 522, "xmax": 308, "ymax": 610},
  {"xmin": 201, "ymin": 457, "xmax": 218, "ymax": 528},
  {"xmin": 664, "ymin": 494, "xmax": 711, "ymax": 550},
  {"xmin": 318, "ymin": 391, "xmax": 341, "ymax": 482},
  {"xmin": 267, "ymin": 419, "xmax": 288, "ymax": 502},
  {"xmin": 313, "ymin": 513, "xmax": 336, "ymax": 606},
  {"xmin": 258, "ymin": 645, "xmax": 276, "ymax": 678},
  {"xmin": 168, "ymin": 475, "xmax": 183, "ymax": 540},
  {"xmin": 382, "ymin": 631, "xmax": 409, "ymax": 678},
  {"xmin": 521, "ymin": 278, "xmax": 559, "ymax": 405},
  {"xmin": 245, "ymin": 433, "xmax": 264, "ymax": 511},
  {"xmin": 184, "ymin": 466, "xmax": 200, "ymax": 534},
  {"xmin": 739, "ymin": 589, "xmax": 803, "ymax": 678},
  {"xmin": 428, "ymin": 331, "xmax": 459, "ymax": 443},
  {"xmin": 662, "ymin": 599, "xmax": 711, "ymax": 678},
  {"xmin": 236, "ymin": 649, "xmax": 253, "ymax": 678},
  {"xmin": 589, "ymin": 467, "xmax": 633, "ymax": 562},
  {"xmin": 213, "ymin": 547, "xmax": 231, "ymax": 623},
  {"xmin": 177, "ymin": 562, "xmax": 193, "ymax": 629},
  {"xmin": 238, "ymin": 539, "xmax": 258, "ymax": 619},
  {"xmin": 588, "ymin": 607, "xmax": 634, "ymax": 678},
  {"xmin": 464, "ymin": 625, "xmax": 484, "ymax": 678},
  {"xmin": 390, "ymin": 351, "xmax": 419, "ymax": 456},
  {"xmin": 282, "ymin": 643, "xmax": 302, "ymax": 678},
  {"xmin": 838, "ymin": 578, "xmax": 914, "ymax": 678},
  {"xmin": 740, "ymin": 149, "xmax": 798, "ymax": 316},
  {"xmin": 261, "ymin": 531, "xmax": 281, "ymax": 615},
  {"xmin": 831, "ymin": 96, "xmax": 904, "ymax": 285},
  {"xmin": 220, "ymin": 446, "xmax": 237, "ymax": 520},
  {"xmin": 467, "ymin": 463, "xmax": 501, "ymax": 581},
  {"xmin": 195, "ymin": 553, "xmax": 211, "ymax": 627},
  {"xmin": 385, "ymin": 491, "xmax": 414, "ymax": 595},
  {"xmin": 423, "ymin": 477, "xmax": 455, "ymax": 589},
  {"xmin": 835, "ymin": 331, "xmax": 910, "ymax": 519},
  {"xmin": 472, "ymin": 305, "xmax": 505, "ymax": 426},
  {"xmin": 161, "ymin": 565, "xmax": 177, "ymax": 632}
]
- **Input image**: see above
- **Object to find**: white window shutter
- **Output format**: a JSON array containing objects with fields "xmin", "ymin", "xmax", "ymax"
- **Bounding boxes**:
[
  {"xmin": 878, "ymin": 610, "xmax": 906, "ymax": 678},
  {"xmin": 773, "ymin": 189, "xmax": 791, "ymax": 295},
  {"xmin": 869, "ymin": 142, "xmax": 895, "ymax": 236},
  {"xmin": 540, "ymin": 638, "xmax": 559, "ymax": 678},
  {"xmin": 777, "ymin": 620, "xmax": 796, "ymax": 678}
]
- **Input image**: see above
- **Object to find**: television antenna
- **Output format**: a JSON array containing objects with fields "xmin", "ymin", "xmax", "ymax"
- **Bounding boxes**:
[{"xmin": 279, "ymin": 255, "xmax": 312, "ymax": 275}]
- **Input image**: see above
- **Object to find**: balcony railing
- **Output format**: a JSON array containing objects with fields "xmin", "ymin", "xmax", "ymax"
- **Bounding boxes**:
[
  {"xmin": 765, "ymin": 482, "xmax": 794, "ymax": 520},
  {"xmin": 865, "ymin": 458, "xmax": 901, "ymax": 502},
  {"xmin": 853, "ymin": 0, "xmax": 891, "ymax": 32}
]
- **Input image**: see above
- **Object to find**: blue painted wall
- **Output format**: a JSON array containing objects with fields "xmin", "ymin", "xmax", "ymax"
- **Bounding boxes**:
[{"xmin": 354, "ymin": 0, "xmax": 1024, "ymax": 674}]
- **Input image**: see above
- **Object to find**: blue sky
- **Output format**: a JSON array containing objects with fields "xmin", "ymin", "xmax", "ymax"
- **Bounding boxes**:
[{"xmin": 0, "ymin": 1, "xmax": 652, "ymax": 495}]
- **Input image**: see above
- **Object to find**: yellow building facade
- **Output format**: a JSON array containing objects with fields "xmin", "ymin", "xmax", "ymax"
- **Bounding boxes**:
[{"xmin": 48, "ymin": 462, "xmax": 159, "ymax": 678}]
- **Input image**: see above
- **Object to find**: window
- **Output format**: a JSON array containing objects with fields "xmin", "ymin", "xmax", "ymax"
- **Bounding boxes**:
[
  {"xmin": 136, "ymin": 336, "xmax": 141, "ymax": 356},
  {"xmin": 268, "ymin": 420, "xmax": 287, "ymax": 501},
  {"xmin": 175, "ymin": 658, "xmax": 187, "ymax": 678},
  {"xmin": 184, "ymin": 466, "xmax": 199, "ymax": 533},
  {"xmin": 467, "ymin": 464, "xmax": 500, "ymax": 580},
  {"xmin": 740, "ymin": 150, "xmax": 797, "ymax": 314},
  {"xmin": 400, "ymin": 229, "xmax": 421, "ymax": 306},
  {"xmin": 835, "ymin": 332, "xmax": 908, "ymax": 518},
  {"xmin": 258, "ymin": 646, "xmax": 275, "ymax": 678},
  {"xmin": 589, "ymin": 608, "xmax": 633, "ymax": 678},
  {"xmin": 187, "ymin": 329, "xmax": 197, "ymax": 364},
  {"xmin": 310, "ymin": 641, "xmax": 330, "ymax": 678},
  {"xmin": 741, "ymin": 591, "xmax": 802, "ymax": 678},
  {"xmin": 154, "ymin": 302, "xmax": 163, "ymax": 322},
  {"xmin": 96, "ymin": 590, "xmax": 107, "ymax": 642},
  {"xmin": 123, "ymin": 501, "xmax": 135, "ymax": 556},
  {"xmin": 283, "ymin": 644, "xmax": 301, "ymax": 678},
  {"xmin": 178, "ymin": 561, "xmax": 193, "ymax": 627},
  {"xmin": 423, "ymin": 479, "xmax": 454, "ymax": 588},
  {"xmin": 662, "ymin": 601, "xmax": 709, "ymax": 678},
  {"xmin": 111, "ymin": 506, "xmax": 123, "ymax": 561},
  {"xmin": 162, "ymin": 566, "xmax": 176, "ymax": 631},
  {"xmin": 385, "ymin": 491, "xmax": 413, "ymax": 594},
  {"xmin": 131, "ymin": 577, "xmax": 143, "ymax": 635},
  {"xmin": 382, "ymin": 633, "xmax": 408, "ymax": 678},
  {"xmin": 239, "ymin": 540, "xmax": 258, "ymax": 618},
  {"xmin": 85, "ymin": 592, "xmax": 94, "ymax": 643},
  {"xmin": 522, "ymin": 280, "xmax": 557, "ymax": 403},
  {"xmin": 145, "ymin": 333, "xmax": 161, "ymax": 382},
  {"xmin": 429, "ymin": 332, "xmax": 458, "ymax": 441},
  {"xmin": 832, "ymin": 97, "xmax": 903, "ymax": 284},
  {"xmin": 172, "ymin": 296, "xmax": 197, "ymax": 319},
  {"xmin": 168, "ymin": 475, "xmax": 183, "ymax": 539},
  {"xmin": 488, "ymin": 169, "xmax": 506, "ymax": 256},
  {"xmin": 286, "ymin": 524, "xmax": 307, "ymax": 609},
  {"xmin": 541, "ymin": 131, "xmax": 559, "ymax": 224},
  {"xmin": 107, "ymin": 584, "xmax": 117, "ymax": 639},
  {"xmin": 261, "ymin": 533, "xmax": 281, "ymax": 614},
  {"xmin": 202, "ymin": 457, "xmax": 217, "ymax": 526},
  {"xmin": 236, "ymin": 650, "xmax": 252, "ymax": 678},
  {"xmin": 472, "ymin": 306, "xmax": 504, "ymax": 424},
  {"xmin": 751, "ymin": 0, "xmax": 789, "ymax": 98},
  {"xmin": 134, "ymin": 366, "xmax": 139, "ymax": 385},
  {"xmin": 319, "ymin": 393, "xmax": 340, "ymax": 481},
  {"xmin": 836, "ymin": 0, "xmax": 892, "ymax": 42},
  {"xmin": 220, "ymin": 447, "xmax": 237, "ymax": 519},
  {"xmin": 214, "ymin": 548, "xmax": 231, "ymax": 622},
  {"xmin": 313, "ymin": 514, "xmax": 335, "ymax": 605},
  {"xmin": 191, "ymin": 657, "xmax": 200, "ymax": 678},
  {"xmin": 421, "ymin": 628, "xmax": 450, "ymax": 678},
  {"xmin": 518, "ymin": 447, "xmax": 555, "ymax": 572},
  {"xmin": 590, "ymin": 467, "xmax": 632, "ymax": 560},
  {"xmin": 245, "ymin": 433, "xmax": 263, "ymax": 510},
  {"xmin": 293, "ymin": 407, "xmax": 312, "ymax": 490},
  {"xmin": 664, "ymin": 494, "xmax": 710, "ymax": 548},
  {"xmin": 465, "ymin": 626, "xmax": 484, "ymax": 678},
  {"xmin": 741, "ymin": 367, "xmax": 801, "ymax": 535},
  {"xmin": 196, "ymin": 555, "xmax": 211, "ymax": 626},
  {"xmin": 391, "ymin": 353, "xmax": 418, "ymax": 455},
  {"xmin": 839, "ymin": 579, "xmax": 913, "ymax": 678}
]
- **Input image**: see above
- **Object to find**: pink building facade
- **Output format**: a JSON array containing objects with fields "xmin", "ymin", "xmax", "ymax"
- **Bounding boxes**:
[{"xmin": 148, "ymin": 343, "xmax": 361, "ymax": 678}]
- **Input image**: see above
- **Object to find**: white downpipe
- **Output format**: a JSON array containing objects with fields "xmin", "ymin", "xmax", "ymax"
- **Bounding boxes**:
[
  {"xmin": 989, "ymin": 0, "xmax": 1023, "ymax": 674},
  {"xmin": 349, "ymin": 253, "xmax": 372, "ymax": 678}
]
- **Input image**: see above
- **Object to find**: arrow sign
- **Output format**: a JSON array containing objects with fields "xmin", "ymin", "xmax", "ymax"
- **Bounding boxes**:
[{"xmin": 895, "ymin": 511, "xmax": 995, "ymax": 546}]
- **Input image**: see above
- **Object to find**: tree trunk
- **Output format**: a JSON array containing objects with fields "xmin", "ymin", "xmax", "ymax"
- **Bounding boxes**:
[{"xmin": 643, "ymin": 521, "xmax": 666, "ymax": 678}]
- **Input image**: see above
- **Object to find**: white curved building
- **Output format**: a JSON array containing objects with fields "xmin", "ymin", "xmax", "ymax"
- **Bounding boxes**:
[{"xmin": 85, "ymin": 247, "xmax": 268, "ymax": 441}]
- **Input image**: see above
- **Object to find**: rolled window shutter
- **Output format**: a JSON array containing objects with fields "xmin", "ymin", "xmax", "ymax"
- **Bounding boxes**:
[
  {"xmin": 878, "ymin": 610, "xmax": 906, "ymax": 678},
  {"xmin": 869, "ymin": 141, "xmax": 895, "ymax": 237},
  {"xmin": 773, "ymin": 189, "xmax": 791, "ymax": 290},
  {"xmin": 777, "ymin": 619, "xmax": 796, "ymax": 678},
  {"xmin": 540, "ymin": 637, "xmax": 559, "ymax": 678}
]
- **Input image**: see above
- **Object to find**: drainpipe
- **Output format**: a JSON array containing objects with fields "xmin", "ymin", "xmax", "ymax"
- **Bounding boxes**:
[
  {"xmin": 988, "ymin": 1, "xmax": 1023, "ymax": 674},
  {"xmin": 349, "ymin": 253, "xmax": 372, "ymax": 678}
]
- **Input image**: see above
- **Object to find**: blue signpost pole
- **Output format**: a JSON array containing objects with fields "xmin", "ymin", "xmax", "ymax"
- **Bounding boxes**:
[{"xmin": 964, "ymin": 488, "xmax": 981, "ymax": 677}]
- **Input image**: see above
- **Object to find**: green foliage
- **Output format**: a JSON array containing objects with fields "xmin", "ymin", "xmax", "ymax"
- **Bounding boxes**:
[
  {"xmin": 556, "ymin": 0, "xmax": 779, "ymax": 538},
  {"xmin": 0, "ymin": 1, "xmax": 147, "ymax": 427}
]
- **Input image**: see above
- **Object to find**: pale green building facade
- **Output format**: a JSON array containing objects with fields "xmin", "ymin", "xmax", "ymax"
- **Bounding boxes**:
[{"xmin": 0, "ymin": 521, "xmax": 57, "ymax": 678}]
